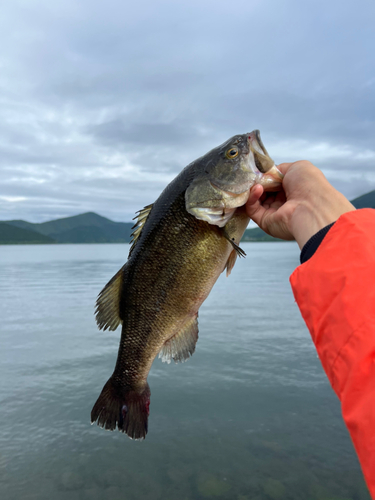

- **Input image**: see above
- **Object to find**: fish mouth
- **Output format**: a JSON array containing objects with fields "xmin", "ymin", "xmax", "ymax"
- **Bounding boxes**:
[{"xmin": 247, "ymin": 130, "xmax": 274, "ymax": 174}]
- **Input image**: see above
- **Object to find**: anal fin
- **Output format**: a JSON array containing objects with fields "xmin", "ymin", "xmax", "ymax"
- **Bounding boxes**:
[
  {"xmin": 95, "ymin": 265, "xmax": 126, "ymax": 331},
  {"xmin": 159, "ymin": 314, "xmax": 199, "ymax": 364}
]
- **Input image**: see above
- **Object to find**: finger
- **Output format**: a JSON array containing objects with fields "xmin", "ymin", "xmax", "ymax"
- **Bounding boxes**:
[
  {"xmin": 247, "ymin": 184, "xmax": 264, "ymax": 206},
  {"xmin": 275, "ymin": 162, "xmax": 294, "ymax": 175},
  {"xmin": 264, "ymin": 189, "xmax": 286, "ymax": 210},
  {"xmin": 245, "ymin": 197, "xmax": 271, "ymax": 226},
  {"xmin": 266, "ymin": 197, "xmax": 284, "ymax": 211},
  {"xmin": 263, "ymin": 195, "xmax": 276, "ymax": 209},
  {"xmin": 259, "ymin": 192, "xmax": 268, "ymax": 203},
  {"xmin": 275, "ymin": 189, "xmax": 286, "ymax": 204}
]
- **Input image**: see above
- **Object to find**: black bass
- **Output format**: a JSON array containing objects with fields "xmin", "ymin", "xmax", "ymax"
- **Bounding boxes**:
[{"xmin": 91, "ymin": 130, "xmax": 282, "ymax": 439}]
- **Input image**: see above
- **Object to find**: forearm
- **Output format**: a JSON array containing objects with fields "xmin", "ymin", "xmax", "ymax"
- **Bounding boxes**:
[{"xmin": 290, "ymin": 209, "xmax": 375, "ymax": 499}]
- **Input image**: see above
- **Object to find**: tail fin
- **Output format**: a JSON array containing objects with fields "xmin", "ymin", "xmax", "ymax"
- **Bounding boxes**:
[{"xmin": 91, "ymin": 377, "xmax": 151, "ymax": 440}]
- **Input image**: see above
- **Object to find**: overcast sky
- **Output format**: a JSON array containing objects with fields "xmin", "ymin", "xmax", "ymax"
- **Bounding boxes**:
[{"xmin": 1, "ymin": 0, "xmax": 374, "ymax": 222}]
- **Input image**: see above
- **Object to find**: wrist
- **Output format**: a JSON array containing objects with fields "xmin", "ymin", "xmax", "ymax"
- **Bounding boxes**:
[
  {"xmin": 292, "ymin": 197, "xmax": 355, "ymax": 250},
  {"xmin": 300, "ymin": 222, "xmax": 336, "ymax": 263}
]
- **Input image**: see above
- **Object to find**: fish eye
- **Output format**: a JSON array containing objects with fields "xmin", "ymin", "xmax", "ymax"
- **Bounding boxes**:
[{"xmin": 225, "ymin": 147, "xmax": 239, "ymax": 159}]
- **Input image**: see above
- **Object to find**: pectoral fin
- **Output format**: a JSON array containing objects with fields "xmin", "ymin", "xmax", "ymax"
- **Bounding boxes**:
[
  {"xmin": 159, "ymin": 314, "xmax": 199, "ymax": 364},
  {"xmin": 223, "ymin": 229, "xmax": 246, "ymax": 258},
  {"xmin": 222, "ymin": 225, "xmax": 246, "ymax": 276},
  {"xmin": 95, "ymin": 265, "xmax": 127, "ymax": 331}
]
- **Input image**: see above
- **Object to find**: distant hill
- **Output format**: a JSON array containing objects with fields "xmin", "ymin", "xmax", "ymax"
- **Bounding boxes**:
[
  {"xmin": 0, "ymin": 222, "xmax": 55, "ymax": 245},
  {"xmin": 351, "ymin": 190, "xmax": 375, "ymax": 209},
  {"xmin": 4, "ymin": 212, "xmax": 133, "ymax": 244},
  {"xmin": 1, "ymin": 190, "xmax": 374, "ymax": 245},
  {"xmin": 242, "ymin": 226, "xmax": 283, "ymax": 242}
]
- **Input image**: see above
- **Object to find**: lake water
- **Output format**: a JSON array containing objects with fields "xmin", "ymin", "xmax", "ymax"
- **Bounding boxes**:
[{"xmin": 0, "ymin": 243, "xmax": 370, "ymax": 500}]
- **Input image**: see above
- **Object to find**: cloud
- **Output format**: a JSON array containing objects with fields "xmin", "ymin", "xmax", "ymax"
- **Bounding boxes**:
[{"xmin": 0, "ymin": 0, "xmax": 374, "ymax": 221}]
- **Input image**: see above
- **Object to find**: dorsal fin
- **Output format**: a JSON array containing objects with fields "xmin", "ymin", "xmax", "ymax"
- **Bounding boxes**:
[
  {"xmin": 95, "ymin": 265, "xmax": 127, "ymax": 331},
  {"xmin": 159, "ymin": 314, "xmax": 199, "ymax": 364},
  {"xmin": 129, "ymin": 203, "xmax": 153, "ymax": 254}
]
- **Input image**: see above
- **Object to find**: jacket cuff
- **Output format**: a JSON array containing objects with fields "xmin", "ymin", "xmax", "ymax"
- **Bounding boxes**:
[{"xmin": 300, "ymin": 223, "xmax": 335, "ymax": 264}]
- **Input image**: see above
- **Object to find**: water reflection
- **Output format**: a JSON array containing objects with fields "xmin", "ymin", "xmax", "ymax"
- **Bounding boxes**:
[{"xmin": 0, "ymin": 243, "xmax": 369, "ymax": 499}]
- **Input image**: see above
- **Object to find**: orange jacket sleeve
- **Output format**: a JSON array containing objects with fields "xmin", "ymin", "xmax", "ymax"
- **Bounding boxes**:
[{"xmin": 290, "ymin": 209, "xmax": 375, "ymax": 499}]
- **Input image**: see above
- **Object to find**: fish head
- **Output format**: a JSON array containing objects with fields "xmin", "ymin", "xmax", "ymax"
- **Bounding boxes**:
[{"xmin": 185, "ymin": 130, "xmax": 283, "ymax": 227}]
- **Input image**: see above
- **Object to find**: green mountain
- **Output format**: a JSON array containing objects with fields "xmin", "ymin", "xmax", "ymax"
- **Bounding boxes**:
[
  {"xmin": 2, "ymin": 189, "xmax": 374, "ymax": 245},
  {"xmin": 0, "ymin": 222, "xmax": 55, "ymax": 245},
  {"xmin": 242, "ymin": 226, "xmax": 282, "ymax": 242},
  {"xmin": 351, "ymin": 190, "xmax": 375, "ymax": 209},
  {"xmin": 5, "ymin": 212, "xmax": 133, "ymax": 244}
]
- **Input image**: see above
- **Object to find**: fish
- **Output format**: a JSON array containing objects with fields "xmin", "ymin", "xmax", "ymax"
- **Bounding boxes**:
[{"xmin": 91, "ymin": 130, "xmax": 283, "ymax": 439}]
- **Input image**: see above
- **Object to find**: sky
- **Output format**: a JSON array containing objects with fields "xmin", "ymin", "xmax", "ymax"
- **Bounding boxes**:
[{"xmin": 1, "ymin": 0, "xmax": 374, "ymax": 222}]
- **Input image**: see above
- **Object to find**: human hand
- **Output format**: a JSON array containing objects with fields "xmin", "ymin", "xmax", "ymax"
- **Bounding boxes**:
[{"xmin": 246, "ymin": 160, "xmax": 356, "ymax": 249}]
